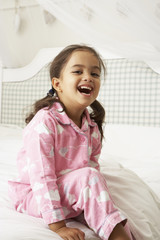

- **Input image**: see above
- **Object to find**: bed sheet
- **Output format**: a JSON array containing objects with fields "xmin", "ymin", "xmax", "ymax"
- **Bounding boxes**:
[{"xmin": 0, "ymin": 124, "xmax": 160, "ymax": 240}]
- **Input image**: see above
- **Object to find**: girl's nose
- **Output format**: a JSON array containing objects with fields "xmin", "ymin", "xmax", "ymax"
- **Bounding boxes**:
[{"xmin": 82, "ymin": 74, "xmax": 93, "ymax": 82}]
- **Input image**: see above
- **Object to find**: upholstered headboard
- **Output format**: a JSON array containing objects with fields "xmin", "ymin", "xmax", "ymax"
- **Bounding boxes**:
[
  {"xmin": 1, "ymin": 48, "xmax": 160, "ymax": 128},
  {"xmin": 98, "ymin": 59, "xmax": 160, "ymax": 127}
]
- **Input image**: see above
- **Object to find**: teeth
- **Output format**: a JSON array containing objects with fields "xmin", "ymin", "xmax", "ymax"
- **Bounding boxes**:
[{"xmin": 79, "ymin": 86, "xmax": 92, "ymax": 90}]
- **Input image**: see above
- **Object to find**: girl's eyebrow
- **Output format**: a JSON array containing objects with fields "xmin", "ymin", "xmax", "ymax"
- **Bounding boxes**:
[{"xmin": 71, "ymin": 64, "xmax": 100, "ymax": 71}]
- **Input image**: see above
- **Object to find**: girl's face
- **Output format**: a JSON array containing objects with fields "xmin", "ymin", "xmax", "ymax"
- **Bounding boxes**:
[{"xmin": 52, "ymin": 50, "xmax": 101, "ymax": 112}]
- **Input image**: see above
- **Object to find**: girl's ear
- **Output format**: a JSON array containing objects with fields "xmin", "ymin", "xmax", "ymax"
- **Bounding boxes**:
[{"xmin": 52, "ymin": 78, "xmax": 62, "ymax": 92}]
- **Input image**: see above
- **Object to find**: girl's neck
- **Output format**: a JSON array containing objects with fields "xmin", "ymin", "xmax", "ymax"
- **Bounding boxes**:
[
  {"xmin": 57, "ymin": 96, "xmax": 86, "ymax": 128},
  {"xmin": 65, "ymin": 108, "xmax": 83, "ymax": 128}
]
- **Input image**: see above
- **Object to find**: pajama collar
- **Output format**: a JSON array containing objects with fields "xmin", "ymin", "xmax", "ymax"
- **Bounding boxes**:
[{"xmin": 50, "ymin": 102, "xmax": 97, "ymax": 131}]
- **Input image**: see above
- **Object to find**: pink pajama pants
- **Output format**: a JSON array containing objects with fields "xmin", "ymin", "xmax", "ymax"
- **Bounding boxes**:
[{"xmin": 20, "ymin": 167, "xmax": 133, "ymax": 239}]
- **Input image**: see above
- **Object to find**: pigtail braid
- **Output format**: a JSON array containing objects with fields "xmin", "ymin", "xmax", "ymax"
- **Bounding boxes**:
[
  {"xmin": 90, "ymin": 100, "xmax": 105, "ymax": 141},
  {"xmin": 25, "ymin": 96, "xmax": 60, "ymax": 124}
]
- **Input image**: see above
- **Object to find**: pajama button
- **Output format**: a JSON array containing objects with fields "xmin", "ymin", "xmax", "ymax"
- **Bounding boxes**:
[
  {"xmin": 80, "ymin": 136, "xmax": 85, "ymax": 142},
  {"xmin": 83, "ymin": 160, "xmax": 87, "ymax": 164}
]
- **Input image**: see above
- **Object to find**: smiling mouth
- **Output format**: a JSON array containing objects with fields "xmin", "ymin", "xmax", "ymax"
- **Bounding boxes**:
[{"xmin": 77, "ymin": 85, "xmax": 93, "ymax": 95}]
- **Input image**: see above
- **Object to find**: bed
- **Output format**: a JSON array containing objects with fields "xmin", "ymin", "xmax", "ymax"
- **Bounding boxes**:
[{"xmin": 0, "ymin": 47, "xmax": 160, "ymax": 240}]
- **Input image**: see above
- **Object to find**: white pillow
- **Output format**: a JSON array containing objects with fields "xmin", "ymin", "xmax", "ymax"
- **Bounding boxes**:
[
  {"xmin": 101, "ymin": 124, "xmax": 160, "ymax": 159},
  {"xmin": 0, "ymin": 124, "xmax": 22, "ymax": 164},
  {"xmin": 100, "ymin": 124, "xmax": 160, "ymax": 198}
]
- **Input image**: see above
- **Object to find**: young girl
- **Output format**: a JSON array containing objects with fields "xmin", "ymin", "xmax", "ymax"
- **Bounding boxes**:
[{"xmin": 8, "ymin": 45, "xmax": 133, "ymax": 240}]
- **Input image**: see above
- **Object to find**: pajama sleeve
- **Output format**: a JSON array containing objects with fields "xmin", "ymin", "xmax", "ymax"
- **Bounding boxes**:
[
  {"xmin": 89, "ymin": 126, "xmax": 102, "ymax": 171},
  {"xmin": 24, "ymin": 115, "xmax": 65, "ymax": 224}
]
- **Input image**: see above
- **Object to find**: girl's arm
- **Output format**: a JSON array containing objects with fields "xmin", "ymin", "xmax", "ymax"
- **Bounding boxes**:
[
  {"xmin": 24, "ymin": 113, "xmax": 66, "ymax": 224},
  {"xmin": 90, "ymin": 127, "xmax": 102, "ymax": 170},
  {"xmin": 49, "ymin": 220, "xmax": 85, "ymax": 240},
  {"xmin": 48, "ymin": 220, "xmax": 66, "ymax": 232}
]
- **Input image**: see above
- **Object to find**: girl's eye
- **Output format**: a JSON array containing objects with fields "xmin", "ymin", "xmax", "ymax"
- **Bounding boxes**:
[
  {"xmin": 92, "ymin": 73, "xmax": 100, "ymax": 77},
  {"xmin": 72, "ymin": 71, "xmax": 100, "ymax": 77},
  {"xmin": 73, "ymin": 71, "xmax": 82, "ymax": 74}
]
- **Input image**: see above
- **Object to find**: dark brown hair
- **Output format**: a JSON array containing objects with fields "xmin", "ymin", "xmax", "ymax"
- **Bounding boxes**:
[{"xmin": 25, "ymin": 44, "xmax": 106, "ymax": 140}]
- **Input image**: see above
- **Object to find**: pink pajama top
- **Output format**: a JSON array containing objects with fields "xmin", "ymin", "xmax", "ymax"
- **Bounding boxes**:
[{"xmin": 9, "ymin": 102, "xmax": 101, "ymax": 224}]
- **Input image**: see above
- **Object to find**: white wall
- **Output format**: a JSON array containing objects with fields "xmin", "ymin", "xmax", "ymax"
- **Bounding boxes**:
[{"xmin": 0, "ymin": 0, "xmax": 85, "ymax": 68}]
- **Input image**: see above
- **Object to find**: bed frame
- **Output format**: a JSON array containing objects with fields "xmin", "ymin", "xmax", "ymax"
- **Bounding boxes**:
[{"xmin": 0, "ymin": 47, "xmax": 160, "ymax": 128}]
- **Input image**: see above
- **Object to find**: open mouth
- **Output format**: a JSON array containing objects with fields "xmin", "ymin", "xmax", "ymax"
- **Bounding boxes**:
[{"xmin": 77, "ymin": 85, "xmax": 93, "ymax": 95}]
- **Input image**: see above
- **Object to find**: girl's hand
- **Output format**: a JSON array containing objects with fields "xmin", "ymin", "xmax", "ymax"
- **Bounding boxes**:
[{"xmin": 56, "ymin": 226, "xmax": 85, "ymax": 240}]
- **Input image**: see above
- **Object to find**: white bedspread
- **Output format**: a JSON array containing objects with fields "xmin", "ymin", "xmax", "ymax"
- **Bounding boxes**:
[{"xmin": 0, "ymin": 124, "xmax": 160, "ymax": 240}]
